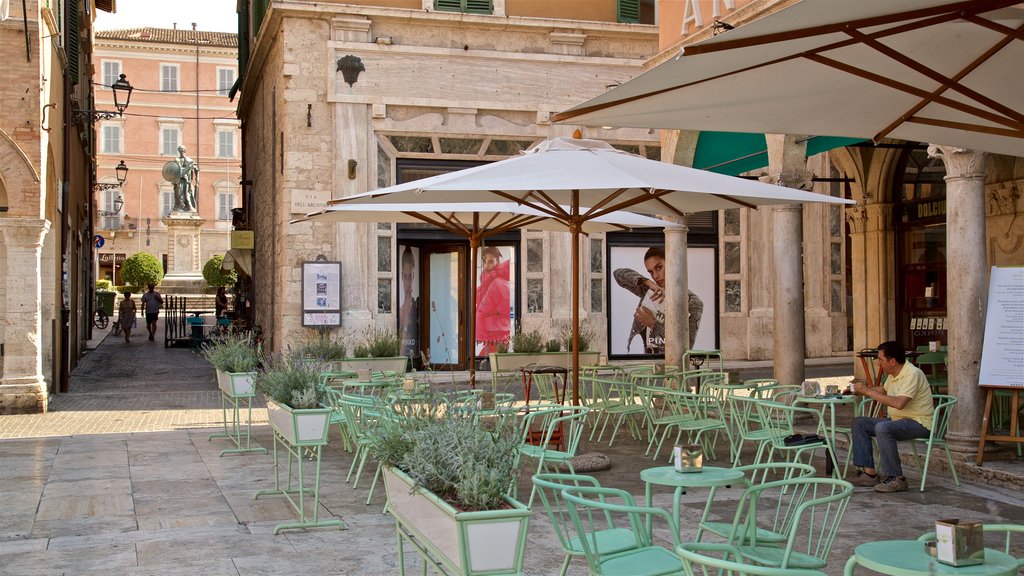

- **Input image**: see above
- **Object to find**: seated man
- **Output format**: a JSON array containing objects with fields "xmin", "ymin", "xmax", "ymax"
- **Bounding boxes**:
[{"xmin": 848, "ymin": 341, "xmax": 934, "ymax": 493}]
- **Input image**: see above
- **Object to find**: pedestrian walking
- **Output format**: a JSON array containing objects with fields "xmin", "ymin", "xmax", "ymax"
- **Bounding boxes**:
[
  {"xmin": 118, "ymin": 292, "xmax": 137, "ymax": 344},
  {"xmin": 141, "ymin": 283, "xmax": 163, "ymax": 342}
]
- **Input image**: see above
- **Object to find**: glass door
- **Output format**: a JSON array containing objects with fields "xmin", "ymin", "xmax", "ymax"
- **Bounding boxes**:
[{"xmin": 423, "ymin": 245, "xmax": 466, "ymax": 369}]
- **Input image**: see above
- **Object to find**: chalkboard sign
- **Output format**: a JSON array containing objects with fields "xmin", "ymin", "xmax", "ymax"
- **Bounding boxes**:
[{"xmin": 979, "ymin": 266, "xmax": 1024, "ymax": 387}]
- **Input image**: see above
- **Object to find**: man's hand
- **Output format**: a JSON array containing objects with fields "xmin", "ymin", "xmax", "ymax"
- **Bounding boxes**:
[
  {"xmin": 635, "ymin": 306, "xmax": 656, "ymax": 328},
  {"xmin": 852, "ymin": 381, "xmax": 869, "ymax": 395}
]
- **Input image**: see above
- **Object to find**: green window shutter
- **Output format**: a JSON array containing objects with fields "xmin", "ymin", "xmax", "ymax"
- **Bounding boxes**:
[
  {"xmin": 617, "ymin": 0, "xmax": 640, "ymax": 23},
  {"xmin": 253, "ymin": 0, "xmax": 268, "ymax": 36},
  {"xmin": 238, "ymin": 1, "xmax": 249, "ymax": 79},
  {"xmin": 66, "ymin": 0, "xmax": 80, "ymax": 82},
  {"xmin": 435, "ymin": 0, "xmax": 492, "ymax": 14}
]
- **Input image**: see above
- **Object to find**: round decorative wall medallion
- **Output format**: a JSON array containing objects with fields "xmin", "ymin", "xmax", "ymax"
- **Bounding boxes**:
[{"xmin": 178, "ymin": 236, "xmax": 191, "ymax": 247}]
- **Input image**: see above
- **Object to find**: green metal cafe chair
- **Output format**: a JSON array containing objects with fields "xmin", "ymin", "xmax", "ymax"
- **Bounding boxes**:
[
  {"xmin": 676, "ymin": 543, "xmax": 829, "ymax": 576},
  {"xmin": 908, "ymin": 394, "xmax": 960, "ymax": 492}
]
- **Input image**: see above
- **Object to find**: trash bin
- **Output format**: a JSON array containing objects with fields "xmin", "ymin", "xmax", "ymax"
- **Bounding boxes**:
[{"xmin": 96, "ymin": 290, "xmax": 116, "ymax": 317}]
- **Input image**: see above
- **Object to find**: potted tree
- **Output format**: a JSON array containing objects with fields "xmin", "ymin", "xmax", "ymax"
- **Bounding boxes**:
[
  {"xmin": 201, "ymin": 332, "xmax": 261, "ymax": 396},
  {"xmin": 254, "ymin": 354, "xmax": 331, "ymax": 446},
  {"xmin": 368, "ymin": 402, "xmax": 530, "ymax": 575}
]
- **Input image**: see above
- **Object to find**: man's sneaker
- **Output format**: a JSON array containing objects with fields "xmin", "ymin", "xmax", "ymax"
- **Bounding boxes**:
[
  {"xmin": 874, "ymin": 476, "xmax": 908, "ymax": 493},
  {"xmin": 847, "ymin": 470, "xmax": 879, "ymax": 487}
]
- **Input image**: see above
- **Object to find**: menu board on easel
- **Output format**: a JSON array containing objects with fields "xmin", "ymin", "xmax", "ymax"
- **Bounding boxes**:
[{"xmin": 979, "ymin": 266, "xmax": 1024, "ymax": 388}]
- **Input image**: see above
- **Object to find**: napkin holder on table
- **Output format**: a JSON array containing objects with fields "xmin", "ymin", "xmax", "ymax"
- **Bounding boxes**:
[{"xmin": 935, "ymin": 519, "xmax": 984, "ymax": 567}]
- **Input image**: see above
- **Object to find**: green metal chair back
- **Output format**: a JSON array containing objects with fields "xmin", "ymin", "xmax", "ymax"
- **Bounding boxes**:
[
  {"xmin": 726, "ymin": 478, "xmax": 853, "ymax": 569},
  {"xmin": 677, "ymin": 543, "xmax": 829, "ymax": 576},
  {"xmin": 698, "ymin": 463, "xmax": 816, "ymax": 543},
  {"xmin": 915, "ymin": 351, "xmax": 948, "ymax": 391},
  {"xmin": 516, "ymin": 405, "xmax": 590, "ymax": 507},
  {"xmin": 909, "ymin": 394, "xmax": 960, "ymax": 491},
  {"xmin": 917, "ymin": 524, "xmax": 1024, "ymax": 568},
  {"xmin": 751, "ymin": 399, "xmax": 829, "ymax": 471},
  {"xmin": 532, "ymin": 473, "xmax": 640, "ymax": 576},
  {"xmin": 562, "ymin": 485, "xmax": 686, "ymax": 576}
]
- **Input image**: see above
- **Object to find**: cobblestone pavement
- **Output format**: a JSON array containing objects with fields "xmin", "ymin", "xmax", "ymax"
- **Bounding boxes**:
[{"xmin": 1, "ymin": 325, "xmax": 1023, "ymax": 575}]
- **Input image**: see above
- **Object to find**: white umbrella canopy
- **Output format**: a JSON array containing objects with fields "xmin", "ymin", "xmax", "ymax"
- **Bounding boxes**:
[
  {"xmin": 553, "ymin": 0, "xmax": 1024, "ymax": 158},
  {"xmin": 327, "ymin": 137, "xmax": 852, "ymax": 401},
  {"xmin": 298, "ymin": 200, "xmax": 679, "ymax": 388}
]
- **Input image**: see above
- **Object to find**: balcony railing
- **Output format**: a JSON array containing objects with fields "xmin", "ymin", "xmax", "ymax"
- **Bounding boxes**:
[{"xmin": 96, "ymin": 215, "xmax": 137, "ymax": 231}]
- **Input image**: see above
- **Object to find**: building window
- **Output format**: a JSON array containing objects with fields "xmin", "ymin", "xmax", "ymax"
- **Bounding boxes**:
[
  {"xmin": 590, "ymin": 237, "xmax": 604, "ymax": 313},
  {"xmin": 217, "ymin": 67, "xmax": 235, "ymax": 96},
  {"xmin": 101, "ymin": 188, "xmax": 120, "ymax": 229},
  {"xmin": 721, "ymin": 208, "xmax": 743, "ymax": 313},
  {"xmin": 525, "ymin": 235, "xmax": 544, "ymax": 313},
  {"xmin": 161, "ymin": 190, "xmax": 173, "ymax": 216},
  {"xmin": 102, "ymin": 60, "xmax": 121, "ymax": 88},
  {"xmin": 101, "ymin": 124, "xmax": 122, "ymax": 154},
  {"xmin": 617, "ymin": 0, "xmax": 657, "ymax": 24},
  {"xmin": 217, "ymin": 129, "xmax": 235, "ymax": 158},
  {"xmin": 161, "ymin": 127, "xmax": 180, "ymax": 156},
  {"xmin": 434, "ymin": 0, "xmax": 492, "ymax": 14},
  {"xmin": 216, "ymin": 192, "xmax": 235, "ymax": 221},
  {"xmin": 160, "ymin": 64, "xmax": 179, "ymax": 92}
]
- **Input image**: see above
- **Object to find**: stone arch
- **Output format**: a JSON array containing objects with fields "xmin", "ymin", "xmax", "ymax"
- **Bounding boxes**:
[{"xmin": 0, "ymin": 128, "xmax": 41, "ymax": 217}]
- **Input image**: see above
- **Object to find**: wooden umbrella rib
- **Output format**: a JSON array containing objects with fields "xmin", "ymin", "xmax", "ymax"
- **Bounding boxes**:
[
  {"xmin": 803, "ymin": 53, "xmax": 1024, "ymax": 134},
  {"xmin": 846, "ymin": 27, "xmax": 1024, "ymax": 140},
  {"xmin": 682, "ymin": 0, "xmax": 1019, "ymax": 55},
  {"xmin": 906, "ymin": 116, "xmax": 1024, "ymax": 139},
  {"xmin": 962, "ymin": 12, "xmax": 1024, "ymax": 41},
  {"xmin": 653, "ymin": 196, "xmax": 690, "ymax": 219}
]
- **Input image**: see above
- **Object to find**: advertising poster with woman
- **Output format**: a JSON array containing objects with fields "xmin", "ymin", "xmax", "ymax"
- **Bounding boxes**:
[
  {"xmin": 474, "ymin": 245, "xmax": 516, "ymax": 356},
  {"xmin": 397, "ymin": 245, "xmax": 420, "ymax": 360},
  {"xmin": 609, "ymin": 245, "xmax": 716, "ymax": 357}
]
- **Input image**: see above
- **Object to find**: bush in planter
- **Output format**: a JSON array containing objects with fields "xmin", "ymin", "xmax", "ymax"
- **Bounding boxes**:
[
  {"xmin": 368, "ymin": 399, "xmax": 521, "ymax": 511},
  {"xmin": 558, "ymin": 321, "xmax": 595, "ymax": 352},
  {"xmin": 544, "ymin": 339, "xmax": 561, "ymax": 353},
  {"xmin": 201, "ymin": 332, "xmax": 261, "ymax": 373},
  {"xmin": 96, "ymin": 279, "xmax": 113, "ymax": 291},
  {"xmin": 509, "ymin": 329, "xmax": 544, "ymax": 354},
  {"xmin": 291, "ymin": 331, "xmax": 347, "ymax": 362},
  {"xmin": 254, "ymin": 354, "xmax": 327, "ymax": 409},
  {"xmin": 349, "ymin": 326, "xmax": 400, "ymax": 358}
]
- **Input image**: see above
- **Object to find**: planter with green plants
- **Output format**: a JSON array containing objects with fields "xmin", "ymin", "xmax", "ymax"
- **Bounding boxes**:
[
  {"xmin": 368, "ymin": 400, "xmax": 530, "ymax": 575},
  {"xmin": 291, "ymin": 332, "xmax": 349, "ymax": 374},
  {"xmin": 336, "ymin": 327, "xmax": 408, "ymax": 374},
  {"xmin": 488, "ymin": 328, "xmax": 599, "ymax": 386},
  {"xmin": 254, "ymin": 355, "xmax": 331, "ymax": 446},
  {"xmin": 202, "ymin": 332, "xmax": 261, "ymax": 397}
]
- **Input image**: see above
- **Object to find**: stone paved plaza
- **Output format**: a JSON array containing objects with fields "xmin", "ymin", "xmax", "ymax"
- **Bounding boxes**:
[{"xmin": 1, "ymin": 326, "xmax": 1023, "ymax": 575}]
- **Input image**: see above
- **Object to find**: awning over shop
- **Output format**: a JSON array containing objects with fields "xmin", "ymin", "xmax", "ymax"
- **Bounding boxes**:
[
  {"xmin": 693, "ymin": 132, "xmax": 865, "ymax": 175},
  {"xmin": 222, "ymin": 249, "xmax": 252, "ymax": 278}
]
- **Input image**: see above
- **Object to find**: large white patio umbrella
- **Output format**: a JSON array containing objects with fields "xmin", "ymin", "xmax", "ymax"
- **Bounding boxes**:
[
  {"xmin": 326, "ymin": 137, "xmax": 854, "ymax": 402},
  {"xmin": 298, "ymin": 201, "xmax": 680, "ymax": 388},
  {"xmin": 552, "ymin": 0, "xmax": 1024, "ymax": 158}
]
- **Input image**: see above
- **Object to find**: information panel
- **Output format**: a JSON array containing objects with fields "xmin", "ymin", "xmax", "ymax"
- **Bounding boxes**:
[
  {"xmin": 979, "ymin": 266, "xmax": 1024, "ymax": 387},
  {"xmin": 302, "ymin": 261, "xmax": 342, "ymax": 327}
]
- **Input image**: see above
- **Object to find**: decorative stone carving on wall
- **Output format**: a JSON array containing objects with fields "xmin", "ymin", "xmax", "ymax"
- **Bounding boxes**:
[
  {"xmin": 926, "ymin": 144, "xmax": 986, "ymax": 179},
  {"xmin": 844, "ymin": 205, "xmax": 867, "ymax": 234},
  {"xmin": 987, "ymin": 181, "xmax": 1022, "ymax": 257}
]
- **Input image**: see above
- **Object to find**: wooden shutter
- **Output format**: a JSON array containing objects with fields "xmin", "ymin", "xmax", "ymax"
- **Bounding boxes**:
[
  {"xmin": 617, "ymin": 0, "xmax": 640, "ymax": 23},
  {"xmin": 66, "ymin": 0, "xmax": 80, "ymax": 82},
  {"xmin": 435, "ymin": 0, "xmax": 491, "ymax": 14}
]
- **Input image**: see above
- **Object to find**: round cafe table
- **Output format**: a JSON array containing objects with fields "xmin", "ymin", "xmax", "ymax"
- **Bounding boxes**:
[
  {"xmin": 844, "ymin": 540, "xmax": 1018, "ymax": 576},
  {"xmin": 641, "ymin": 465, "xmax": 744, "ymax": 539}
]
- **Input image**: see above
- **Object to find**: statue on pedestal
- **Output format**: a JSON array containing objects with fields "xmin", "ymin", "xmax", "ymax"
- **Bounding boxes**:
[{"xmin": 162, "ymin": 145, "xmax": 199, "ymax": 213}]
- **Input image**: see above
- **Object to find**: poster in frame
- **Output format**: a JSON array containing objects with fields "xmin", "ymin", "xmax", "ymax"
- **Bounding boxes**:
[
  {"xmin": 397, "ymin": 245, "xmax": 421, "ymax": 360},
  {"xmin": 473, "ymin": 245, "xmax": 516, "ymax": 357},
  {"xmin": 608, "ymin": 244, "xmax": 716, "ymax": 358},
  {"xmin": 302, "ymin": 260, "xmax": 342, "ymax": 327}
]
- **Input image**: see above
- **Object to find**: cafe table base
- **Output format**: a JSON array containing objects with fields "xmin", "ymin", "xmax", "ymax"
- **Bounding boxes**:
[
  {"xmin": 641, "ymin": 465, "xmax": 745, "ymax": 539},
  {"xmin": 844, "ymin": 540, "xmax": 1019, "ymax": 576}
]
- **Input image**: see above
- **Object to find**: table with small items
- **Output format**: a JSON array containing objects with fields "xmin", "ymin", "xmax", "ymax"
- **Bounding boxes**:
[
  {"xmin": 844, "ymin": 540, "xmax": 1018, "ymax": 576},
  {"xmin": 640, "ymin": 465, "xmax": 745, "ymax": 539}
]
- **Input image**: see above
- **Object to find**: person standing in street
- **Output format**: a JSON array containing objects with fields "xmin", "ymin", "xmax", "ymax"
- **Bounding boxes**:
[
  {"xmin": 140, "ymin": 284, "xmax": 163, "ymax": 342},
  {"xmin": 118, "ymin": 292, "xmax": 137, "ymax": 344}
]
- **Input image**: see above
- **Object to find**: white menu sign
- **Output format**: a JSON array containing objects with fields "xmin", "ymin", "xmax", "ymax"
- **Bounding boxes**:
[{"xmin": 979, "ymin": 267, "xmax": 1024, "ymax": 387}]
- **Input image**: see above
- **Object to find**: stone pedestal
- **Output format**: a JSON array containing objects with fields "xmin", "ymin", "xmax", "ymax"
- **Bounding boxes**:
[
  {"xmin": 928, "ymin": 145, "xmax": 988, "ymax": 455},
  {"xmin": 162, "ymin": 213, "xmax": 206, "ymax": 293},
  {"xmin": 0, "ymin": 218, "xmax": 50, "ymax": 414}
]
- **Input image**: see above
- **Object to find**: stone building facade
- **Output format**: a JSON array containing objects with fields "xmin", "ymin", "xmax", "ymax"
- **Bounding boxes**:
[
  {"xmin": 0, "ymin": 0, "xmax": 109, "ymax": 412},
  {"xmin": 236, "ymin": 0, "xmax": 667, "ymax": 360},
  {"xmin": 92, "ymin": 28, "xmax": 241, "ymax": 285}
]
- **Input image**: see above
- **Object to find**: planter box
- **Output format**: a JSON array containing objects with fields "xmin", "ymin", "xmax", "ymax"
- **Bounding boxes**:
[
  {"xmin": 383, "ymin": 466, "xmax": 530, "ymax": 576},
  {"xmin": 488, "ymin": 351, "xmax": 600, "ymax": 384},
  {"xmin": 265, "ymin": 399, "xmax": 330, "ymax": 446},
  {"xmin": 216, "ymin": 370, "xmax": 256, "ymax": 397},
  {"xmin": 333, "ymin": 356, "xmax": 408, "ymax": 374}
]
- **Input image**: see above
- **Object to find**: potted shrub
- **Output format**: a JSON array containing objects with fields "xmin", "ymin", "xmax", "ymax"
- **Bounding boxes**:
[
  {"xmin": 488, "ymin": 328, "xmax": 600, "ymax": 383},
  {"xmin": 254, "ymin": 354, "xmax": 331, "ymax": 446},
  {"xmin": 201, "ymin": 332, "xmax": 261, "ymax": 396},
  {"xmin": 291, "ymin": 331, "xmax": 348, "ymax": 372},
  {"xmin": 336, "ymin": 327, "xmax": 408, "ymax": 373},
  {"xmin": 368, "ymin": 401, "xmax": 530, "ymax": 575}
]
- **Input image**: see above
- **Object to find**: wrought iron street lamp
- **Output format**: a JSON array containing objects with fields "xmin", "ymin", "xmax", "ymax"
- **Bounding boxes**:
[
  {"xmin": 74, "ymin": 74, "xmax": 134, "ymax": 123},
  {"xmin": 96, "ymin": 161, "xmax": 128, "ymax": 216}
]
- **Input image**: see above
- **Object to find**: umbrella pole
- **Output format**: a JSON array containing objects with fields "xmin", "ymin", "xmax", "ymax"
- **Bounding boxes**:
[
  {"xmin": 469, "ymin": 225, "xmax": 479, "ymax": 390},
  {"xmin": 571, "ymin": 193, "xmax": 580, "ymax": 406}
]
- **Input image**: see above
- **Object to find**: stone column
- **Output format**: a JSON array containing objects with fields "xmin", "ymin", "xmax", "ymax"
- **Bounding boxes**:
[
  {"xmin": 664, "ymin": 215, "xmax": 690, "ymax": 370},
  {"xmin": 0, "ymin": 218, "xmax": 50, "ymax": 414},
  {"xmin": 927, "ymin": 144, "xmax": 988, "ymax": 454}
]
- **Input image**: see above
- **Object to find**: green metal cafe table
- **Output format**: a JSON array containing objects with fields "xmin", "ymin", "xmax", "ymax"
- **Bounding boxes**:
[
  {"xmin": 795, "ymin": 394, "xmax": 856, "ymax": 478},
  {"xmin": 844, "ymin": 540, "xmax": 1019, "ymax": 576},
  {"xmin": 641, "ymin": 465, "xmax": 744, "ymax": 539}
]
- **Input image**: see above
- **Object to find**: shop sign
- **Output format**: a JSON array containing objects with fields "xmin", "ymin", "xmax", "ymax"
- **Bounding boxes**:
[
  {"xmin": 231, "ymin": 230, "xmax": 254, "ymax": 249},
  {"xmin": 98, "ymin": 253, "xmax": 127, "ymax": 265},
  {"xmin": 902, "ymin": 200, "xmax": 946, "ymax": 222}
]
